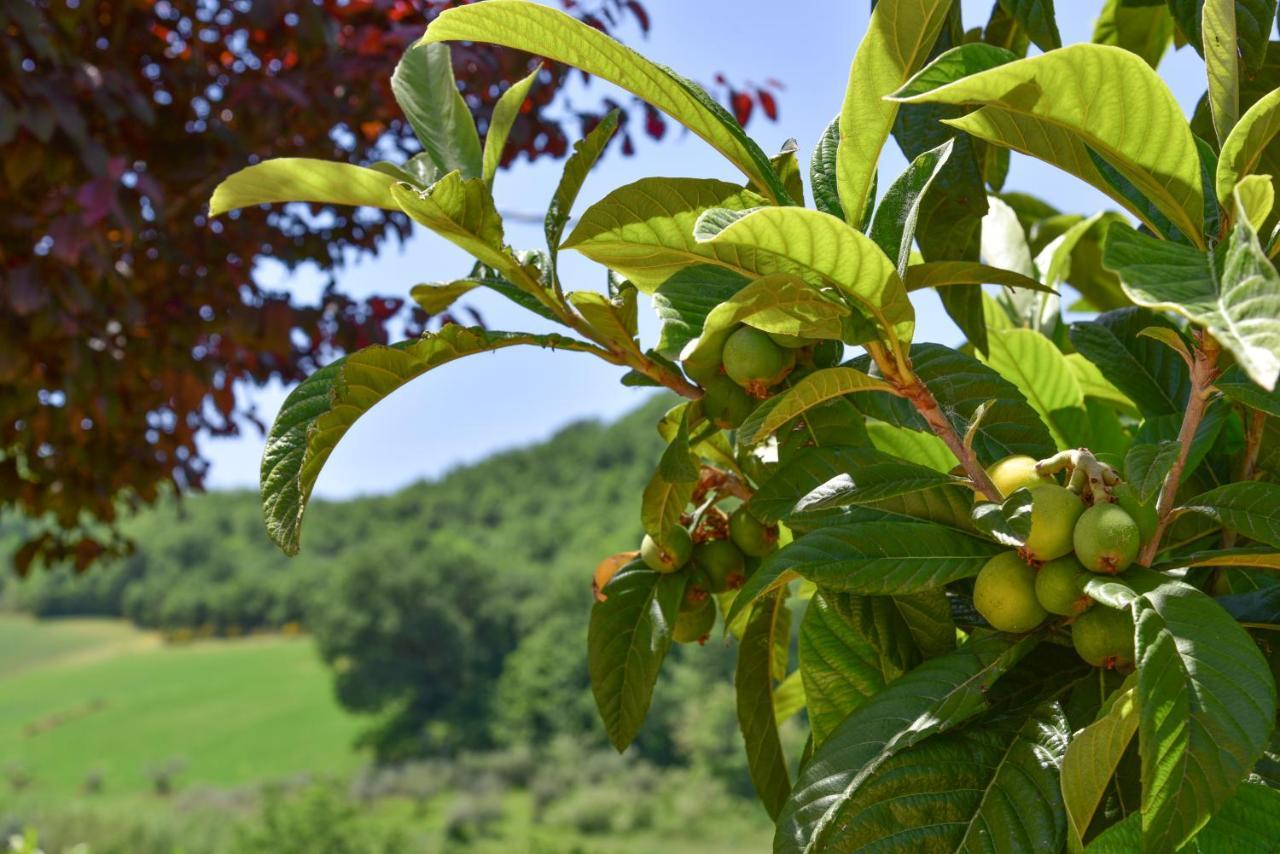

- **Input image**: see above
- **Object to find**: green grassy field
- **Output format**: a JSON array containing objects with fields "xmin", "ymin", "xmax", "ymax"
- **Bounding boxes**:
[{"xmin": 0, "ymin": 615, "xmax": 365, "ymax": 796}]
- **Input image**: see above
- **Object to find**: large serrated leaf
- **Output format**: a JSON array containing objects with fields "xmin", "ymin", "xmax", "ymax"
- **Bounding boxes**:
[
  {"xmin": 562, "ymin": 177, "xmax": 768, "ymax": 293},
  {"xmin": 651, "ymin": 266, "xmax": 751, "ymax": 359},
  {"xmin": 694, "ymin": 206, "xmax": 914, "ymax": 347},
  {"xmin": 1165, "ymin": 0, "xmax": 1277, "ymax": 70},
  {"xmin": 978, "ymin": 327, "xmax": 1086, "ymax": 450},
  {"xmin": 1093, "ymin": 0, "xmax": 1175, "ymax": 69},
  {"xmin": 392, "ymin": 42, "xmax": 482, "ymax": 180},
  {"xmin": 835, "ymin": 0, "xmax": 953, "ymax": 225},
  {"xmin": 737, "ymin": 589, "xmax": 792, "ymax": 819},
  {"xmin": 1132, "ymin": 582, "xmax": 1277, "ymax": 851},
  {"xmin": 904, "ymin": 260, "xmax": 1050, "ymax": 293},
  {"xmin": 587, "ymin": 562, "xmax": 687, "ymax": 752},
  {"xmin": 870, "ymin": 139, "xmax": 954, "ymax": 275},
  {"xmin": 1061, "ymin": 678, "xmax": 1139, "ymax": 853},
  {"xmin": 810, "ymin": 116, "xmax": 844, "ymax": 220},
  {"xmin": 419, "ymin": 1, "xmax": 788, "ymax": 203},
  {"xmin": 997, "ymin": 0, "xmax": 1062, "ymax": 51},
  {"xmin": 209, "ymin": 159, "xmax": 400, "ymax": 216},
  {"xmin": 895, "ymin": 44, "xmax": 1206, "ymax": 244},
  {"xmin": 774, "ymin": 633, "xmax": 1039, "ymax": 854},
  {"xmin": 1069, "ymin": 308, "xmax": 1192, "ymax": 417},
  {"xmin": 799, "ymin": 589, "xmax": 918, "ymax": 745},
  {"xmin": 1104, "ymin": 219, "xmax": 1280, "ymax": 390},
  {"xmin": 1181, "ymin": 481, "xmax": 1280, "ymax": 547},
  {"xmin": 260, "ymin": 328, "xmax": 594, "ymax": 555},
  {"xmin": 1086, "ymin": 781, "xmax": 1280, "ymax": 852},
  {"xmin": 737, "ymin": 368, "xmax": 896, "ymax": 445}
]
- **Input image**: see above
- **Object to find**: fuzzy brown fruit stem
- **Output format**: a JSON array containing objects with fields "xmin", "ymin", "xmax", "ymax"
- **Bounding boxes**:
[{"xmin": 1138, "ymin": 332, "xmax": 1221, "ymax": 566}]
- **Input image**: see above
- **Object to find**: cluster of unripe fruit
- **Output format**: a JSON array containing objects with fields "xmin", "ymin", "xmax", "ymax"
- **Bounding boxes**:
[
  {"xmin": 971, "ymin": 455, "xmax": 1158, "ymax": 670},
  {"xmin": 639, "ymin": 506, "xmax": 779, "ymax": 644},
  {"xmin": 693, "ymin": 325, "xmax": 843, "ymax": 429}
]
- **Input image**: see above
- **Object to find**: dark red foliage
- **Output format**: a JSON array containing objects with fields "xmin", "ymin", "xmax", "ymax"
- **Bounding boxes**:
[{"xmin": 0, "ymin": 0, "xmax": 779, "ymax": 574}]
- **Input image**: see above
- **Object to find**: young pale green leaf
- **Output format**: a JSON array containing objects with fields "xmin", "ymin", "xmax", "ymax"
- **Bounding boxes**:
[
  {"xmin": 568, "ymin": 291, "xmax": 641, "ymax": 356},
  {"xmin": 810, "ymin": 116, "xmax": 844, "ymax": 220},
  {"xmin": 760, "ymin": 519, "xmax": 1004, "ymax": 596},
  {"xmin": 869, "ymin": 139, "xmax": 953, "ymax": 275},
  {"xmin": 1124, "ymin": 441, "xmax": 1180, "ymax": 504},
  {"xmin": 1181, "ymin": 481, "xmax": 1280, "ymax": 547},
  {"xmin": 1217, "ymin": 88, "xmax": 1280, "ymax": 205},
  {"xmin": 545, "ymin": 110, "xmax": 619, "ymax": 278},
  {"xmin": 1069, "ymin": 308, "xmax": 1193, "ymax": 417},
  {"xmin": 680, "ymin": 273, "xmax": 851, "ymax": 380},
  {"xmin": 1133, "ymin": 582, "xmax": 1277, "ymax": 851},
  {"xmin": 835, "ymin": 0, "xmax": 952, "ymax": 225},
  {"xmin": 774, "ymin": 633, "xmax": 1039, "ymax": 854},
  {"xmin": 482, "ymin": 64, "xmax": 540, "ymax": 184},
  {"xmin": 392, "ymin": 43, "xmax": 483, "ymax": 180},
  {"xmin": 409, "ymin": 280, "xmax": 479, "ymax": 315},
  {"xmin": 1086, "ymin": 782, "xmax": 1280, "ymax": 852},
  {"xmin": 979, "ymin": 327, "xmax": 1087, "ymax": 449},
  {"xmin": 563, "ymin": 177, "xmax": 768, "ymax": 293},
  {"xmin": 694, "ymin": 206, "xmax": 914, "ymax": 348},
  {"xmin": 996, "ymin": 0, "xmax": 1061, "ymax": 51},
  {"xmin": 1235, "ymin": 173, "xmax": 1276, "ymax": 227},
  {"xmin": 738, "ymin": 368, "xmax": 897, "ymax": 445},
  {"xmin": 798, "ymin": 590, "xmax": 917, "ymax": 745},
  {"xmin": 1061, "ymin": 678, "xmax": 1139, "ymax": 853},
  {"xmin": 209, "ymin": 159, "xmax": 401, "ymax": 216},
  {"xmin": 651, "ymin": 265, "xmax": 750, "ymax": 359},
  {"xmin": 588, "ymin": 561, "xmax": 687, "ymax": 752},
  {"xmin": 895, "ymin": 45, "xmax": 1206, "ymax": 245},
  {"xmin": 419, "ymin": 1, "xmax": 789, "ymax": 203},
  {"xmin": 1204, "ymin": 0, "xmax": 1241, "ymax": 144},
  {"xmin": 737, "ymin": 589, "xmax": 793, "ymax": 820},
  {"xmin": 1092, "ymin": 0, "xmax": 1175, "ymax": 69},
  {"xmin": 849, "ymin": 342, "xmax": 1057, "ymax": 465},
  {"xmin": 261, "ymin": 327, "xmax": 593, "ymax": 555},
  {"xmin": 1105, "ymin": 217, "xmax": 1280, "ymax": 390},
  {"xmin": 904, "ymin": 260, "xmax": 1051, "ymax": 293}
]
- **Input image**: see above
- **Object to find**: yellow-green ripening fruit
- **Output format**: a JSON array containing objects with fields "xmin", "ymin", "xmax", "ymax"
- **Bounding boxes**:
[
  {"xmin": 767, "ymin": 331, "xmax": 809, "ymax": 349},
  {"xmin": 1074, "ymin": 503, "xmax": 1141, "ymax": 574},
  {"xmin": 722, "ymin": 326, "xmax": 795, "ymax": 390},
  {"xmin": 693, "ymin": 539, "xmax": 747, "ymax": 592},
  {"xmin": 640, "ymin": 526, "xmax": 693, "ymax": 574},
  {"xmin": 1112, "ymin": 483, "xmax": 1157, "ymax": 546},
  {"xmin": 1023, "ymin": 484, "xmax": 1086, "ymax": 562},
  {"xmin": 1071, "ymin": 606, "xmax": 1135, "ymax": 669},
  {"xmin": 729, "ymin": 507, "xmax": 778, "ymax": 557},
  {"xmin": 973, "ymin": 551, "xmax": 1048, "ymax": 633},
  {"xmin": 672, "ymin": 595, "xmax": 716, "ymax": 644},
  {"xmin": 986, "ymin": 455, "xmax": 1049, "ymax": 499},
  {"xmin": 702, "ymin": 375, "xmax": 756, "ymax": 429},
  {"xmin": 1034, "ymin": 555, "xmax": 1092, "ymax": 616}
]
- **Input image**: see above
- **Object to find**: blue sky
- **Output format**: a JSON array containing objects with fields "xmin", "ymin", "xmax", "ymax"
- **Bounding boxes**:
[{"xmin": 203, "ymin": 0, "xmax": 1215, "ymax": 498}]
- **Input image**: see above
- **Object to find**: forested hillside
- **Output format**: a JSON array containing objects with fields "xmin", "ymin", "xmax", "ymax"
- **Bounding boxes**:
[{"xmin": 1, "ymin": 395, "xmax": 769, "ymax": 775}]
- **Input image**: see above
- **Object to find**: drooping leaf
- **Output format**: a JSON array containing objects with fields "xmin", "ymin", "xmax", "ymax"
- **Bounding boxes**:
[
  {"xmin": 971, "ymin": 487, "xmax": 1036, "ymax": 548},
  {"xmin": 1132, "ymin": 582, "xmax": 1277, "ymax": 851},
  {"xmin": 738, "ymin": 368, "xmax": 897, "ymax": 444},
  {"xmin": 810, "ymin": 116, "xmax": 845, "ymax": 220},
  {"xmin": 979, "ymin": 327, "xmax": 1087, "ymax": 449},
  {"xmin": 563, "ymin": 177, "xmax": 768, "ymax": 293},
  {"xmin": 545, "ymin": 110, "xmax": 620, "ymax": 279},
  {"xmin": 1181, "ymin": 481, "xmax": 1280, "ymax": 546},
  {"xmin": 997, "ymin": 0, "xmax": 1062, "ymax": 51},
  {"xmin": 774, "ymin": 633, "xmax": 1038, "ymax": 854},
  {"xmin": 209, "ymin": 159, "xmax": 400, "ymax": 215},
  {"xmin": 835, "ymin": 0, "xmax": 953, "ymax": 225},
  {"xmin": 420, "ymin": 1, "xmax": 790, "ymax": 202},
  {"xmin": 587, "ymin": 561, "xmax": 687, "ymax": 751},
  {"xmin": 870, "ymin": 139, "xmax": 954, "ymax": 275},
  {"xmin": 904, "ymin": 260, "xmax": 1051, "ymax": 293},
  {"xmin": 392, "ymin": 43, "xmax": 483, "ymax": 180},
  {"xmin": 799, "ymin": 589, "xmax": 917, "ymax": 744},
  {"xmin": 1069, "ymin": 308, "xmax": 1192, "ymax": 417},
  {"xmin": 651, "ymin": 265, "xmax": 751, "ymax": 359},
  {"xmin": 1104, "ymin": 217, "xmax": 1280, "ymax": 390},
  {"xmin": 737, "ymin": 589, "xmax": 793, "ymax": 819},
  {"xmin": 261, "ymin": 328, "xmax": 595, "ymax": 555},
  {"xmin": 757, "ymin": 519, "xmax": 1004, "ymax": 596},
  {"xmin": 895, "ymin": 44, "xmax": 1206, "ymax": 244},
  {"xmin": 482, "ymin": 64, "xmax": 540, "ymax": 183},
  {"xmin": 1061, "ymin": 678, "xmax": 1139, "ymax": 852},
  {"xmin": 694, "ymin": 206, "xmax": 915, "ymax": 347},
  {"xmin": 1093, "ymin": 0, "xmax": 1176, "ymax": 69}
]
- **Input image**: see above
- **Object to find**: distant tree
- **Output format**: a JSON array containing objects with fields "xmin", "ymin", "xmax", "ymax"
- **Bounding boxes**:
[{"xmin": 0, "ymin": 0, "xmax": 781, "ymax": 573}]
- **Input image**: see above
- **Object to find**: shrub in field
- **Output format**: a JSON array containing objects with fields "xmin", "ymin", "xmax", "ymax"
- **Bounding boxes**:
[{"xmin": 212, "ymin": 0, "xmax": 1280, "ymax": 849}]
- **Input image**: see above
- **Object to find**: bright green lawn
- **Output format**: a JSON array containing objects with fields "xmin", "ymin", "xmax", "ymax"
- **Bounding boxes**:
[{"xmin": 0, "ymin": 615, "xmax": 365, "ymax": 795}]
